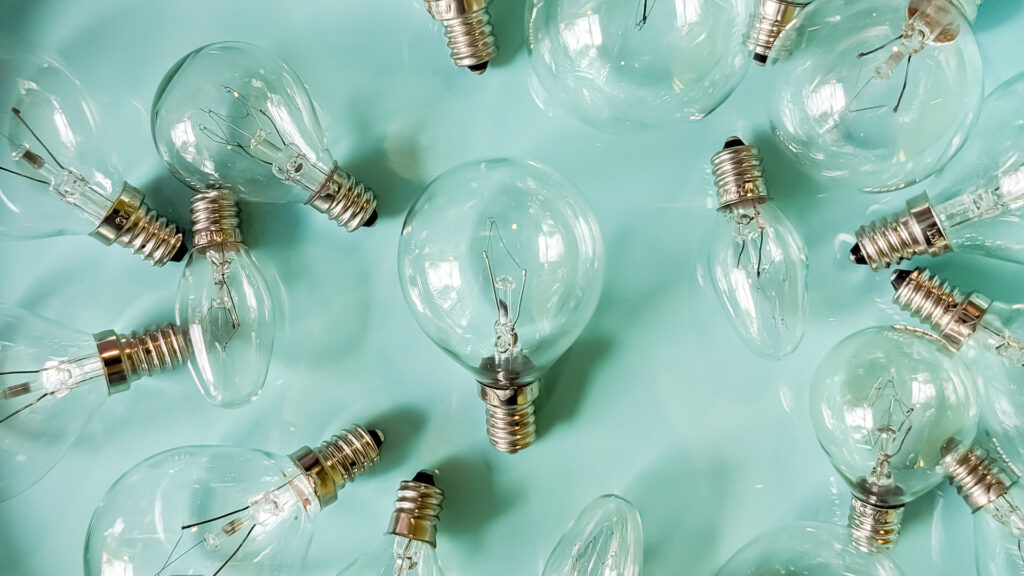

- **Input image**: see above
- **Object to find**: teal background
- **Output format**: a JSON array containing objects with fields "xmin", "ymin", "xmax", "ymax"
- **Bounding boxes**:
[{"xmin": 0, "ymin": 0, "xmax": 1022, "ymax": 574}]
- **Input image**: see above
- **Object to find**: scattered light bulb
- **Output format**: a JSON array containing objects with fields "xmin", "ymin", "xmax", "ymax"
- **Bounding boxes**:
[
  {"xmin": 747, "ymin": 0, "xmax": 814, "ymax": 66},
  {"xmin": 810, "ymin": 325, "xmax": 978, "ymax": 552},
  {"xmin": 84, "ymin": 424, "xmax": 384, "ymax": 576},
  {"xmin": 151, "ymin": 41, "xmax": 378, "ymax": 232},
  {"xmin": 0, "ymin": 304, "xmax": 189, "ymax": 502},
  {"xmin": 890, "ymin": 268, "xmax": 1024, "ymax": 369},
  {"xmin": 768, "ymin": 0, "xmax": 983, "ymax": 192},
  {"xmin": 526, "ymin": 0, "xmax": 751, "ymax": 132},
  {"xmin": 337, "ymin": 469, "xmax": 445, "ymax": 576},
  {"xmin": 542, "ymin": 494, "xmax": 643, "ymax": 576},
  {"xmin": 716, "ymin": 522, "xmax": 906, "ymax": 575},
  {"xmin": 943, "ymin": 441, "xmax": 1024, "ymax": 540},
  {"xmin": 177, "ymin": 189, "xmax": 275, "ymax": 407},
  {"xmin": 398, "ymin": 158, "xmax": 603, "ymax": 453},
  {"xmin": 850, "ymin": 68, "xmax": 1024, "ymax": 268},
  {"xmin": 423, "ymin": 0, "xmax": 498, "ymax": 74},
  {"xmin": 976, "ymin": 481, "xmax": 1024, "ymax": 576},
  {"xmin": 0, "ymin": 35, "xmax": 185, "ymax": 265},
  {"xmin": 707, "ymin": 137, "xmax": 808, "ymax": 359}
]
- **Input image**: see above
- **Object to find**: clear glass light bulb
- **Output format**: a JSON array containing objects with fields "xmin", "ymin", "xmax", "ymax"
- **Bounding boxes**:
[
  {"xmin": 398, "ymin": 158, "xmax": 604, "ymax": 453},
  {"xmin": 526, "ymin": 0, "xmax": 751, "ymax": 132},
  {"xmin": 177, "ymin": 190, "xmax": 275, "ymax": 407},
  {"xmin": 542, "ymin": 494, "xmax": 643, "ymax": 576},
  {"xmin": 337, "ymin": 470, "xmax": 445, "ymax": 576},
  {"xmin": 976, "ymin": 490, "xmax": 1024, "ymax": 576},
  {"xmin": 84, "ymin": 424, "xmax": 383, "ymax": 576},
  {"xmin": 768, "ymin": 0, "xmax": 983, "ymax": 192},
  {"xmin": 851, "ymin": 69, "xmax": 1024, "ymax": 269},
  {"xmin": 0, "ymin": 304, "xmax": 189, "ymax": 502},
  {"xmin": 707, "ymin": 137, "xmax": 808, "ymax": 359},
  {"xmin": 0, "ymin": 35, "xmax": 185, "ymax": 265},
  {"xmin": 810, "ymin": 325, "xmax": 978, "ymax": 551},
  {"xmin": 715, "ymin": 522, "xmax": 906, "ymax": 575},
  {"xmin": 151, "ymin": 41, "xmax": 378, "ymax": 231},
  {"xmin": 891, "ymin": 267, "xmax": 1024, "ymax": 368}
]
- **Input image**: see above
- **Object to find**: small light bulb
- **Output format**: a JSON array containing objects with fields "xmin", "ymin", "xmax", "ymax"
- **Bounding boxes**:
[
  {"xmin": 422, "ymin": 0, "xmax": 498, "ymax": 74},
  {"xmin": 542, "ymin": 495, "xmax": 643, "ymax": 576}
]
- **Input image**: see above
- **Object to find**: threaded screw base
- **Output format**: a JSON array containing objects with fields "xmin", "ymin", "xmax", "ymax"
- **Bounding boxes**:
[
  {"xmin": 291, "ymin": 424, "xmax": 384, "ymax": 508},
  {"xmin": 945, "ymin": 446, "xmax": 1009, "ymax": 512},
  {"xmin": 710, "ymin": 137, "xmax": 768, "ymax": 209},
  {"xmin": 479, "ymin": 381, "xmax": 538, "ymax": 454},
  {"xmin": 747, "ymin": 0, "xmax": 810, "ymax": 65},
  {"xmin": 94, "ymin": 324, "xmax": 191, "ymax": 394},
  {"xmin": 848, "ymin": 497, "xmax": 903, "ymax": 553},
  {"xmin": 424, "ymin": 0, "xmax": 497, "ymax": 72},
  {"xmin": 891, "ymin": 267, "xmax": 987, "ymax": 349},
  {"xmin": 852, "ymin": 193, "xmax": 948, "ymax": 270},
  {"xmin": 388, "ymin": 470, "xmax": 445, "ymax": 547},
  {"xmin": 90, "ymin": 183, "xmax": 185, "ymax": 266},
  {"xmin": 306, "ymin": 164, "xmax": 377, "ymax": 231},
  {"xmin": 191, "ymin": 189, "xmax": 242, "ymax": 248}
]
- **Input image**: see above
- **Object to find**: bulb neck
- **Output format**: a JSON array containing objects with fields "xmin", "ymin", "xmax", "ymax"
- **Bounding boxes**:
[
  {"xmin": 945, "ymin": 446, "xmax": 1010, "ymax": 512},
  {"xmin": 89, "ymin": 182, "xmax": 186, "ymax": 266},
  {"xmin": 191, "ymin": 189, "xmax": 242, "ymax": 248},
  {"xmin": 711, "ymin": 137, "xmax": 769, "ymax": 210},
  {"xmin": 848, "ymin": 496, "xmax": 903, "ymax": 553},
  {"xmin": 891, "ymin": 267, "xmax": 989, "ymax": 349},
  {"xmin": 387, "ymin": 470, "xmax": 445, "ymax": 547},
  {"xmin": 424, "ymin": 0, "xmax": 498, "ymax": 73},
  {"xmin": 851, "ymin": 193, "xmax": 949, "ymax": 270},
  {"xmin": 290, "ymin": 424, "xmax": 383, "ymax": 508},
  {"xmin": 747, "ymin": 0, "xmax": 811, "ymax": 65},
  {"xmin": 93, "ymin": 324, "xmax": 191, "ymax": 394},
  {"xmin": 478, "ymin": 380, "xmax": 538, "ymax": 454},
  {"xmin": 305, "ymin": 163, "xmax": 378, "ymax": 232}
]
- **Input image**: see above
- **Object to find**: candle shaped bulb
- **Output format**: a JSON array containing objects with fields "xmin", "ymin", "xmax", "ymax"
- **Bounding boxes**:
[{"xmin": 542, "ymin": 495, "xmax": 643, "ymax": 576}]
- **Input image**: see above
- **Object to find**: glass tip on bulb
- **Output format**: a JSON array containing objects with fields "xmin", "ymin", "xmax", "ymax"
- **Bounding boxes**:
[
  {"xmin": 890, "ymin": 267, "xmax": 988, "ymax": 349},
  {"xmin": 93, "ymin": 324, "xmax": 191, "ymax": 393},
  {"xmin": 423, "ymin": 0, "xmax": 498, "ymax": 74},
  {"xmin": 850, "ymin": 193, "xmax": 949, "ymax": 270},
  {"xmin": 711, "ymin": 136, "xmax": 769, "ymax": 210},
  {"xmin": 388, "ymin": 469, "xmax": 445, "ymax": 547},
  {"xmin": 289, "ymin": 424, "xmax": 383, "ymax": 508}
]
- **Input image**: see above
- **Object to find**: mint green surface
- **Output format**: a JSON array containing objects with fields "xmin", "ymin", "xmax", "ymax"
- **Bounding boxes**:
[{"xmin": 1, "ymin": 1, "xmax": 1023, "ymax": 574}]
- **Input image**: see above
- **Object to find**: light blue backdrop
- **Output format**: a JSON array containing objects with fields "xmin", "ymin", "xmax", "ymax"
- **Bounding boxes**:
[{"xmin": 1, "ymin": 0, "xmax": 1023, "ymax": 574}]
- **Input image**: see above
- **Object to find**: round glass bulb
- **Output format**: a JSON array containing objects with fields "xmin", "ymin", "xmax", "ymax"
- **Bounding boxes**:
[
  {"xmin": 542, "ymin": 494, "xmax": 643, "ymax": 576},
  {"xmin": 810, "ymin": 326, "xmax": 978, "ymax": 507},
  {"xmin": 716, "ymin": 522, "xmax": 906, "ymax": 575},
  {"xmin": 768, "ymin": 0, "xmax": 982, "ymax": 192},
  {"xmin": 397, "ymin": 158, "xmax": 603, "ymax": 385},
  {"xmin": 526, "ymin": 0, "xmax": 752, "ymax": 132}
]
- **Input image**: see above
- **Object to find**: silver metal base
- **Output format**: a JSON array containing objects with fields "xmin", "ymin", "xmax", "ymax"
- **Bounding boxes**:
[
  {"xmin": 93, "ymin": 324, "xmax": 191, "ymax": 394},
  {"xmin": 290, "ymin": 424, "xmax": 383, "ymax": 508},
  {"xmin": 853, "ymin": 193, "xmax": 949, "ymax": 270},
  {"xmin": 479, "ymin": 380, "xmax": 538, "ymax": 454},
  {"xmin": 848, "ymin": 496, "xmax": 903, "ymax": 553},
  {"xmin": 945, "ymin": 446, "xmax": 1010, "ymax": 513},
  {"xmin": 306, "ymin": 164, "xmax": 377, "ymax": 231},
  {"xmin": 90, "ymin": 182, "xmax": 185, "ymax": 266},
  {"xmin": 892, "ymin": 267, "xmax": 989, "ymax": 349},
  {"xmin": 388, "ymin": 469, "xmax": 444, "ymax": 547},
  {"xmin": 711, "ymin": 137, "xmax": 769, "ymax": 210},
  {"xmin": 191, "ymin": 189, "xmax": 242, "ymax": 248},
  {"xmin": 747, "ymin": 0, "xmax": 811, "ymax": 65},
  {"xmin": 424, "ymin": 0, "xmax": 497, "ymax": 73}
]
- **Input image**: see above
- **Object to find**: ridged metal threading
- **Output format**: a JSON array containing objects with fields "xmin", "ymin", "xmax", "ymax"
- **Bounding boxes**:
[
  {"xmin": 115, "ymin": 203, "xmax": 184, "ymax": 267},
  {"xmin": 485, "ymin": 401, "xmax": 536, "ymax": 453},
  {"xmin": 892, "ymin": 267, "xmax": 988, "ymax": 349},
  {"xmin": 308, "ymin": 165, "xmax": 377, "ymax": 231},
  {"xmin": 117, "ymin": 324, "xmax": 191, "ymax": 381},
  {"xmin": 191, "ymin": 189, "xmax": 241, "ymax": 248},
  {"xmin": 316, "ymin": 425, "xmax": 382, "ymax": 491},
  {"xmin": 855, "ymin": 216, "xmax": 920, "ymax": 270},
  {"xmin": 388, "ymin": 471, "xmax": 445, "ymax": 547},
  {"xmin": 443, "ymin": 9, "xmax": 497, "ymax": 71},
  {"xmin": 747, "ymin": 0, "xmax": 810, "ymax": 64},
  {"xmin": 848, "ymin": 497, "xmax": 903, "ymax": 553},
  {"xmin": 710, "ymin": 138, "xmax": 768, "ymax": 210},
  {"xmin": 946, "ymin": 447, "xmax": 1010, "ymax": 513}
]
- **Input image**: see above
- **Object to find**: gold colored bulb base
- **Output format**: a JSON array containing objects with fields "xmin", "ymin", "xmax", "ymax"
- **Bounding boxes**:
[
  {"xmin": 479, "ymin": 380, "xmax": 538, "ymax": 454},
  {"xmin": 93, "ymin": 324, "xmax": 191, "ymax": 394},
  {"xmin": 290, "ymin": 424, "xmax": 384, "ymax": 508},
  {"xmin": 848, "ymin": 497, "xmax": 903, "ymax": 554},
  {"xmin": 944, "ymin": 446, "xmax": 1009, "ymax": 513},
  {"xmin": 90, "ymin": 182, "xmax": 186, "ymax": 266},
  {"xmin": 388, "ymin": 470, "xmax": 445, "ymax": 547}
]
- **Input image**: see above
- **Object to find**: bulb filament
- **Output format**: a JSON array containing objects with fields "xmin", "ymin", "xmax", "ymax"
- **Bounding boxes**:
[
  {"xmin": 865, "ymin": 370, "xmax": 914, "ymax": 486},
  {"xmin": 0, "ymin": 356, "xmax": 104, "ymax": 424},
  {"xmin": 483, "ymin": 218, "xmax": 527, "ymax": 370},
  {"xmin": 203, "ymin": 245, "xmax": 241, "ymax": 349}
]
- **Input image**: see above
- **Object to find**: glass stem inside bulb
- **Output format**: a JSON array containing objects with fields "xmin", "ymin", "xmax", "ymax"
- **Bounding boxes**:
[
  {"xmin": 935, "ymin": 163, "xmax": 1024, "ymax": 230},
  {"xmin": 985, "ymin": 493, "xmax": 1024, "ymax": 539},
  {"xmin": 978, "ymin": 316, "xmax": 1024, "ymax": 367},
  {"xmin": 0, "ymin": 355, "xmax": 105, "ymax": 424},
  {"xmin": 483, "ymin": 218, "xmax": 527, "ymax": 373}
]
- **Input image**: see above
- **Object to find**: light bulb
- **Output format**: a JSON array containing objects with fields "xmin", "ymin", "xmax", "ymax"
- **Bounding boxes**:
[
  {"xmin": 422, "ymin": 0, "xmax": 498, "ymax": 74},
  {"xmin": 976, "ymin": 489, "xmax": 1024, "ymax": 576},
  {"xmin": 84, "ymin": 424, "xmax": 384, "ymax": 576},
  {"xmin": 0, "ymin": 35, "xmax": 185, "ymax": 265},
  {"xmin": 810, "ymin": 325, "xmax": 978, "ymax": 552},
  {"xmin": 890, "ymin": 268, "xmax": 1024, "ymax": 368},
  {"xmin": 151, "ymin": 41, "xmax": 378, "ymax": 232},
  {"xmin": 707, "ymin": 137, "xmax": 809, "ymax": 359},
  {"xmin": 525, "ymin": 0, "xmax": 751, "ymax": 132},
  {"xmin": 850, "ymin": 68, "xmax": 1024, "ymax": 269},
  {"xmin": 337, "ymin": 469, "xmax": 445, "ymax": 576},
  {"xmin": 768, "ymin": 0, "xmax": 983, "ymax": 192},
  {"xmin": 716, "ymin": 522, "xmax": 906, "ymax": 575},
  {"xmin": 398, "ymin": 158, "xmax": 603, "ymax": 453},
  {"xmin": 747, "ymin": 0, "xmax": 814, "ymax": 66},
  {"xmin": 542, "ymin": 494, "xmax": 643, "ymax": 576},
  {"xmin": 177, "ymin": 189, "xmax": 275, "ymax": 407},
  {"xmin": 944, "ymin": 443, "xmax": 1024, "ymax": 539},
  {"xmin": 0, "ymin": 304, "xmax": 189, "ymax": 501}
]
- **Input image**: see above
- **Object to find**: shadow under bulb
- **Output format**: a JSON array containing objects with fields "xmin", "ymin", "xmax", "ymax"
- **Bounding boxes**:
[
  {"xmin": 768, "ymin": 0, "xmax": 983, "ymax": 192},
  {"xmin": 0, "ymin": 35, "xmax": 185, "ymax": 265},
  {"xmin": 397, "ymin": 158, "xmax": 604, "ymax": 453}
]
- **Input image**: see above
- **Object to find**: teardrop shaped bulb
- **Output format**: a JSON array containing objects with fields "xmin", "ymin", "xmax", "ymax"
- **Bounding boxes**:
[{"xmin": 542, "ymin": 494, "xmax": 643, "ymax": 576}]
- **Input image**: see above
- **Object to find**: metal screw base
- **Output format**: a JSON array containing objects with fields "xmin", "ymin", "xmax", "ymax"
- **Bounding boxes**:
[
  {"xmin": 945, "ymin": 447, "xmax": 1009, "ymax": 513},
  {"xmin": 290, "ymin": 424, "xmax": 384, "ymax": 508},
  {"xmin": 747, "ymin": 0, "xmax": 811, "ymax": 65},
  {"xmin": 711, "ymin": 136, "xmax": 768, "ymax": 210},
  {"xmin": 891, "ymin": 267, "xmax": 988, "ymax": 349},
  {"xmin": 851, "ymin": 193, "xmax": 949, "ymax": 270},
  {"xmin": 191, "ymin": 189, "xmax": 242, "ymax": 248},
  {"xmin": 388, "ymin": 469, "xmax": 445, "ymax": 547},
  {"xmin": 848, "ymin": 497, "xmax": 903, "ymax": 553},
  {"xmin": 90, "ymin": 183, "xmax": 185, "ymax": 267},
  {"xmin": 306, "ymin": 164, "xmax": 378, "ymax": 232},
  {"xmin": 94, "ymin": 324, "xmax": 191, "ymax": 394},
  {"xmin": 479, "ymin": 381, "xmax": 538, "ymax": 454},
  {"xmin": 424, "ymin": 0, "xmax": 498, "ymax": 73}
]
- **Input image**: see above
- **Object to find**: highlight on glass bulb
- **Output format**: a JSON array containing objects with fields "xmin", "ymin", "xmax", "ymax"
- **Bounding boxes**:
[
  {"xmin": 423, "ymin": 0, "xmax": 497, "ymax": 74},
  {"xmin": 151, "ymin": 41, "xmax": 378, "ymax": 232},
  {"xmin": 0, "ymin": 35, "xmax": 185, "ymax": 265},
  {"xmin": 768, "ymin": 0, "xmax": 983, "ymax": 192},
  {"xmin": 891, "ymin": 267, "xmax": 1024, "ymax": 368},
  {"xmin": 177, "ymin": 189, "xmax": 275, "ymax": 407},
  {"xmin": 0, "ymin": 304, "xmax": 189, "ymax": 502},
  {"xmin": 715, "ymin": 522, "xmax": 906, "ymax": 576},
  {"xmin": 84, "ymin": 424, "xmax": 384, "ymax": 576},
  {"xmin": 397, "ymin": 158, "xmax": 603, "ymax": 453},
  {"xmin": 337, "ymin": 469, "xmax": 445, "ymax": 576},
  {"xmin": 542, "ymin": 494, "xmax": 643, "ymax": 576},
  {"xmin": 810, "ymin": 325, "xmax": 978, "ymax": 552},
  {"xmin": 707, "ymin": 136, "xmax": 808, "ymax": 359},
  {"xmin": 526, "ymin": 0, "xmax": 751, "ymax": 132},
  {"xmin": 850, "ymin": 69, "xmax": 1024, "ymax": 269}
]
